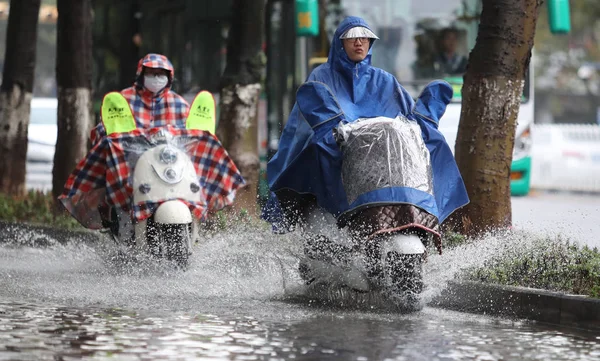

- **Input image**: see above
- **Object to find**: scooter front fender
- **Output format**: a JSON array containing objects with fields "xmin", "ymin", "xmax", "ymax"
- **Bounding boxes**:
[
  {"xmin": 380, "ymin": 233, "xmax": 426, "ymax": 256},
  {"xmin": 154, "ymin": 200, "xmax": 192, "ymax": 225}
]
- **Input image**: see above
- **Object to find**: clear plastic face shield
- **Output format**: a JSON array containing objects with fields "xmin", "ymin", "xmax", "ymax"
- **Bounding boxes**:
[
  {"xmin": 340, "ymin": 26, "xmax": 379, "ymax": 62},
  {"xmin": 339, "ymin": 26, "xmax": 380, "ymax": 41}
]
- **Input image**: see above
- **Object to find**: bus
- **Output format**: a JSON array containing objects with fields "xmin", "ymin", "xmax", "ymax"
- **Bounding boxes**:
[{"xmin": 266, "ymin": 0, "xmax": 535, "ymax": 197}]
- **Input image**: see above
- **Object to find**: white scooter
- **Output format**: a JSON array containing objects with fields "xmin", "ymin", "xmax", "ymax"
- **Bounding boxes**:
[
  {"xmin": 272, "ymin": 81, "xmax": 446, "ymax": 305},
  {"xmin": 61, "ymin": 91, "xmax": 242, "ymax": 269},
  {"xmin": 118, "ymin": 130, "xmax": 203, "ymax": 267}
]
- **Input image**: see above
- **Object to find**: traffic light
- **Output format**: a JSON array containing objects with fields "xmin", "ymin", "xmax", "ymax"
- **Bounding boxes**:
[
  {"xmin": 295, "ymin": 0, "xmax": 319, "ymax": 37},
  {"xmin": 547, "ymin": 0, "xmax": 571, "ymax": 34}
]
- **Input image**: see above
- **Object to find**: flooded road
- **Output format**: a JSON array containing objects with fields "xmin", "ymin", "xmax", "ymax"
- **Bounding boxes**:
[
  {"xmin": 3, "ymin": 299, "xmax": 600, "ymax": 361},
  {"xmin": 1, "ymin": 224, "xmax": 600, "ymax": 360}
]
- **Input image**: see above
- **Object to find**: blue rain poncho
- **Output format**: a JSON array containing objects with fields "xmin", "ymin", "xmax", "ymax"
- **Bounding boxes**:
[{"xmin": 265, "ymin": 16, "xmax": 469, "ymax": 229}]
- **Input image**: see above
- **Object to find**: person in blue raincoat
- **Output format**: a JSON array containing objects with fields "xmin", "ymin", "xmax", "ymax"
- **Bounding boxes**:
[{"xmin": 264, "ymin": 16, "xmax": 469, "ymax": 231}]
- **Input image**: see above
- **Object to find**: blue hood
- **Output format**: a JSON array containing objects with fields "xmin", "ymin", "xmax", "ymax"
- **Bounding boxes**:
[
  {"xmin": 328, "ymin": 17, "xmax": 375, "ymax": 83},
  {"xmin": 264, "ymin": 16, "xmax": 469, "ymax": 231}
]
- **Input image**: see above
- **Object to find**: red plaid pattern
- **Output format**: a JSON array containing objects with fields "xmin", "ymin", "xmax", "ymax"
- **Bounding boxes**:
[
  {"xmin": 91, "ymin": 54, "xmax": 190, "ymax": 145},
  {"xmin": 60, "ymin": 126, "xmax": 245, "ymax": 229}
]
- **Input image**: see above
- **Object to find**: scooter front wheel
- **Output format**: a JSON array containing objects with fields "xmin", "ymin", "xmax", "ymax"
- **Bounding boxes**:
[
  {"xmin": 384, "ymin": 251, "xmax": 424, "ymax": 296},
  {"xmin": 147, "ymin": 221, "xmax": 192, "ymax": 269},
  {"xmin": 161, "ymin": 223, "xmax": 192, "ymax": 269}
]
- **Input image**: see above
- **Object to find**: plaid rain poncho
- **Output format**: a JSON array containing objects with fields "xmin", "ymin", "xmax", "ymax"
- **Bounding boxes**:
[
  {"xmin": 59, "ymin": 126, "xmax": 245, "ymax": 229},
  {"xmin": 60, "ymin": 54, "xmax": 244, "ymax": 229}
]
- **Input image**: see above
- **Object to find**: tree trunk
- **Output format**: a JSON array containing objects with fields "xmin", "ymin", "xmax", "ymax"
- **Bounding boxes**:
[
  {"xmin": 118, "ymin": 0, "xmax": 141, "ymax": 89},
  {"xmin": 0, "ymin": 0, "xmax": 41, "ymax": 196},
  {"xmin": 454, "ymin": 0, "xmax": 541, "ymax": 236},
  {"xmin": 216, "ymin": 0, "xmax": 266, "ymax": 217},
  {"xmin": 52, "ymin": 0, "xmax": 93, "ymax": 202}
]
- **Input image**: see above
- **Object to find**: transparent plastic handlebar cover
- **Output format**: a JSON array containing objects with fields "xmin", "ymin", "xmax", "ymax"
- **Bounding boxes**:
[{"xmin": 335, "ymin": 116, "xmax": 434, "ymax": 205}]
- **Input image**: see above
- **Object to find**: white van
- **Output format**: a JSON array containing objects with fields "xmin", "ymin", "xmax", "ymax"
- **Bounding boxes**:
[
  {"xmin": 26, "ymin": 97, "xmax": 57, "ymax": 191},
  {"xmin": 531, "ymin": 124, "xmax": 600, "ymax": 193}
]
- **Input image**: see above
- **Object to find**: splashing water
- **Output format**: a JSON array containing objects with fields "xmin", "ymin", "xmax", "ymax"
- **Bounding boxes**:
[
  {"xmin": 422, "ymin": 229, "xmax": 537, "ymax": 302},
  {"xmin": 283, "ymin": 228, "xmax": 548, "ymax": 312},
  {"xmin": 0, "ymin": 222, "xmax": 305, "ymax": 312},
  {"xmin": 3, "ymin": 212, "xmax": 600, "ymax": 360},
  {"xmin": 0, "ymin": 221, "xmax": 568, "ymax": 313}
]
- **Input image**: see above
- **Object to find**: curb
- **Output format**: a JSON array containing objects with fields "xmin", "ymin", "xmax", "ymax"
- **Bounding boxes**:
[
  {"xmin": 0, "ymin": 220, "xmax": 102, "ymax": 246},
  {"xmin": 430, "ymin": 280, "xmax": 600, "ymax": 331}
]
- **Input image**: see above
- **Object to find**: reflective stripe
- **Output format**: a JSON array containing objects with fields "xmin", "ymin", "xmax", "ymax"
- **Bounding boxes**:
[
  {"xmin": 185, "ymin": 90, "xmax": 216, "ymax": 134},
  {"xmin": 101, "ymin": 92, "xmax": 136, "ymax": 135}
]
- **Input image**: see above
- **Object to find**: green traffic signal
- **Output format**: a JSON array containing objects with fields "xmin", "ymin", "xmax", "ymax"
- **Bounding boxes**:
[
  {"xmin": 295, "ymin": 0, "xmax": 319, "ymax": 37},
  {"xmin": 548, "ymin": 0, "xmax": 571, "ymax": 34}
]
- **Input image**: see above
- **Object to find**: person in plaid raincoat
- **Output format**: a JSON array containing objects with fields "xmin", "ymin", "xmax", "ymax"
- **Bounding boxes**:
[
  {"xmin": 90, "ymin": 53, "xmax": 190, "ymax": 145},
  {"xmin": 60, "ymin": 53, "xmax": 244, "ymax": 241},
  {"xmin": 90, "ymin": 53, "xmax": 191, "ymax": 234}
]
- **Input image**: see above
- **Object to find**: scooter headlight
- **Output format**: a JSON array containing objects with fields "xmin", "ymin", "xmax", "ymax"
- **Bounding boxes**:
[
  {"xmin": 164, "ymin": 168, "xmax": 178, "ymax": 181},
  {"xmin": 160, "ymin": 146, "xmax": 178, "ymax": 164}
]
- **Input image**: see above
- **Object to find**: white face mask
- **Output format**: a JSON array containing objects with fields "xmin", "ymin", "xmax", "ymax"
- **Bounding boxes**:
[{"xmin": 144, "ymin": 74, "xmax": 169, "ymax": 93}]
